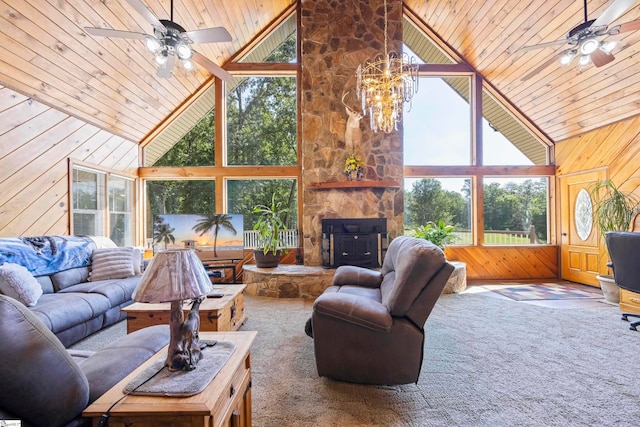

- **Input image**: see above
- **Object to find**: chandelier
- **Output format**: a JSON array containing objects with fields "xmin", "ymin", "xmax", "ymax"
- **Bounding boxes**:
[{"xmin": 356, "ymin": 0, "xmax": 418, "ymax": 133}]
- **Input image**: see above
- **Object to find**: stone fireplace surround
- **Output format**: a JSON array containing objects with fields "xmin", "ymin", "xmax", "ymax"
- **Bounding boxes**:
[{"xmin": 300, "ymin": 0, "xmax": 404, "ymax": 267}]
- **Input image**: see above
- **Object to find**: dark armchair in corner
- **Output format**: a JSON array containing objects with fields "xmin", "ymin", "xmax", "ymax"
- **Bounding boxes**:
[
  {"xmin": 310, "ymin": 236, "xmax": 455, "ymax": 385},
  {"xmin": 605, "ymin": 231, "xmax": 640, "ymax": 331}
]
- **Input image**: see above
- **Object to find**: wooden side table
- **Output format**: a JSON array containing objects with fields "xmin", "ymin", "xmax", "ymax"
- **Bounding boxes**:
[
  {"xmin": 83, "ymin": 331, "xmax": 257, "ymax": 427},
  {"xmin": 122, "ymin": 284, "xmax": 247, "ymax": 334}
]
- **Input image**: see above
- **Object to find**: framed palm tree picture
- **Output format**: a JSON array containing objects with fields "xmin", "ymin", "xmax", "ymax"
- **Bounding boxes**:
[{"xmin": 153, "ymin": 214, "xmax": 244, "ymax": 261}]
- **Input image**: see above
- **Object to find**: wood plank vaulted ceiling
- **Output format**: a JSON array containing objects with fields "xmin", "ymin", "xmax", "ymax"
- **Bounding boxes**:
[{"xmin": 1, "ymin": 0, "xmax": 639, "ymax": 145}]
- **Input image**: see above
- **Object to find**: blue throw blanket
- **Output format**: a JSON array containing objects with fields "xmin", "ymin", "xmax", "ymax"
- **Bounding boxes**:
[{"xmin": 0, "ymin": 235, "xmax": 96, "ymax": 276}]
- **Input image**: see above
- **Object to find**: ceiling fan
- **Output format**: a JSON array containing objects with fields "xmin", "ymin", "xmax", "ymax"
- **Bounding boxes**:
[
  {"xmin": 85, "ymin": 0, "xmax": 232, "ymax": 81},
  {"xmin": 514, "ymin": 0, "xmax": 640, "ymax": 81}
]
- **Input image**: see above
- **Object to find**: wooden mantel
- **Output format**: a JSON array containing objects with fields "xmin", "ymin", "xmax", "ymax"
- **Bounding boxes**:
[{"xmin": 308, "ymin": 180, "xmax": 401, "ymax": 190}]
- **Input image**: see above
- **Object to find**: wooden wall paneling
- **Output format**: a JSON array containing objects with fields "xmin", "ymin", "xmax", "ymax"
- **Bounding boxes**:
[
  {"xmin": 0, "ymin": 86, "xmax": 30, "ymax": 113},
  {"xmin": 555, "ymin": 115, "xmax": 640, "ymax": 281},
  {"xmin": 0, "ymin": 116, "xmax": 84, "ymax": 184},
  {"xmin": 0, "ymin": 97, "xmax": 51, "ymax": 137},
  {"xmin": 0, "ymin": 87, "xmax": 138, "ymax": 237},
  {"xmin": 2, "ymin": 126, "xmax": 102, "ymax": 208},
  {"xmin": 1, "ymin": 178, "xmax": 68, "ymax": 237},
  {"xmin": 445, "ymin": 246, "xmax": 558, "ymax": 280},
  {"xmin": 81, "ymin": 134, "xmax": 134, "ymax": 169}
]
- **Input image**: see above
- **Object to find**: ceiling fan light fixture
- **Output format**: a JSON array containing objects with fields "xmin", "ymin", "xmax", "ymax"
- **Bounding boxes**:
[
  {"xmin": 579, "ymin": 38, "xmax": 600, "ymax": 55},
  {"xmin": 579, "ymin": 55, "xmax": 591, "ymax": 66},
  {"xmin": 601, "ymin": 40, "xmax": 617, "ymax": 54},
  {"xmin": 559, "ymin": 50, "xmax": 576, "ymax": 66},
  {"xmin": 176, "ymin": 42, "xmax": 193, "ymax": 60},
  {"xmin": 182, "ymin": 59, "xmax": 194, "ymax": 71},
  {"xmin": 145, "ymin": 36, "xmax": 162, "ymax": 54},
  {"xmin": 155, "ymin": 50, "xmax": 168, "ymax": 65}
]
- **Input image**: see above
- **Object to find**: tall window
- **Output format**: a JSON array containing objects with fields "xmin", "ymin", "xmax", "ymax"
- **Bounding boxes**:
[
  {"xmin": 145, "ymin": 180, "xmax": 216, "ymax": 244},
  {"xmin": 226, "ymin": 76, "xmax": 297, "ymax": 166},
  {"xmin": 72, "ymin": 167, "xmax": 105, "ymax": 236},
  {"xmin": 404, "ymin": 178, "xmax": 472, "ymax": 244},
  {"xmin": 483, "ymin": 177, "xmax": 548, "ymax": 244},
  {"xmin": 109, "ymin": 176, "xmax": 134, "ymax": 246},
  {"xmin": 226, "ymin": 179, "xmax": 298, "ymax": 230},
  {"xmin": 403, "ymin": 76, "xmax": 471, "ymax": 166},
  {"xmin": 71, "ymin": 166, "xmax": 135, "ymax": 246}
]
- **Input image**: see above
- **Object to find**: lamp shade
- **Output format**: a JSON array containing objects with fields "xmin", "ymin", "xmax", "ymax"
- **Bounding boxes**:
[{"xmin": 133, "ymin": 249, "xmax": 212, "ymax": 303}]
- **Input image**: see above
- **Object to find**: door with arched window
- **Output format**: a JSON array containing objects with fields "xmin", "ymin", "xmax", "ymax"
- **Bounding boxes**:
[{"xmin": 559, "ymin": 170, "xmax": 606, "ymax": 286}]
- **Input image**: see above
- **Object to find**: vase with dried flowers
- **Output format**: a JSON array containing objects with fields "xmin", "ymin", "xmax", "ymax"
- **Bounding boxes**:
[{"xmin": 344, "ymin": 153, "xmax": 364, "ymax": 181}]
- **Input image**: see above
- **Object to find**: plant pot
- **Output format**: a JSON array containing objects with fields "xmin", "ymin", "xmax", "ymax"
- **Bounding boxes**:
[
  {"xmin": 596, "ymin": 274, "xmax": 620, "ymax": 304},
  {"xmin": 254, "ymin": 249, "xmax": 281, "ymax": 268}
]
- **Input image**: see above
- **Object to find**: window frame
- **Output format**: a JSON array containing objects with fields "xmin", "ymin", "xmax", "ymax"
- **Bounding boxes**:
[{"xmin": 70, "ymin": 161, "xmax": 136, "ymax": 246}]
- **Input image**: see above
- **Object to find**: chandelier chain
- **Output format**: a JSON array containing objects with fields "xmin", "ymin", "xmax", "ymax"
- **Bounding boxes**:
[{"xmin": 383, "ymin": 0, "xmax": 388, "ymax": 57}]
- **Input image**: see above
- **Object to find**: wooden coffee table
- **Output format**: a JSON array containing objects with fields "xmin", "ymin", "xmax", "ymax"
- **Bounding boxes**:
[
  {"xmin": 83, "ymin": 331, "xmax": 257, "ymax": 427},
  {"xmin": 122, "ymin": 284, "xmax": 247, "ymax": 334}
]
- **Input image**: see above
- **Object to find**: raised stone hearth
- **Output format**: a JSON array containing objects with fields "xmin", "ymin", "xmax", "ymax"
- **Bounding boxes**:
[
  {"xmin": 443, "ymin": 261, "xmax": 467, "ymax": 294},
  {"xmin": 242, "ymin": 261, "xmax": 466, "ymax": 299},
  {"xmin": 243, "ymin": 265, "xmax": 336, "ymax": 299}
]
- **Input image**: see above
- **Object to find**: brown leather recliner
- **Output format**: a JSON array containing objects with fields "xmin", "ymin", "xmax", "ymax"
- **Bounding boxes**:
[{"xmin": 311, "ymin": 236, "xmax": 455, "ymax": 385}]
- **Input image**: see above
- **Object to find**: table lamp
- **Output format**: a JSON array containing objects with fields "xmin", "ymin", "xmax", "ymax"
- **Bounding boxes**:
[{"xmin": 132, "ymin": 249, "xmax": 213, "ymax": 371}]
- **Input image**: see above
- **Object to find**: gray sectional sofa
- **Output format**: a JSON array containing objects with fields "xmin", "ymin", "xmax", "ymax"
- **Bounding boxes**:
[
  {"xmin": 0, "ymin": 293, "xmax": 169, "ymax": 427},
  {"xmin": 0, "ymin": 235, "xmax": 144, "ymax": 347},
  {"xmin": 32, "ymin": 266, "xmax": 141, "ymax": 346}
]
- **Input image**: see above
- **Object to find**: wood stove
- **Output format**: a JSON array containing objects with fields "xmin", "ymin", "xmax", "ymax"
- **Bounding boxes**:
[{"xmin": 321, "ymin": 218, "xmax": 388, "ymax": 268}]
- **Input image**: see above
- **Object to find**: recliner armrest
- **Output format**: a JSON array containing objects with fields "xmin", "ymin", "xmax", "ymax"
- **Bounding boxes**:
[
  {"xmin": 313, "ymin": 292, "xmax": 392, "ymax": 332},
  {"xmin": 332, "ymin": 265, "xmax": 383, "ymax": 288}
]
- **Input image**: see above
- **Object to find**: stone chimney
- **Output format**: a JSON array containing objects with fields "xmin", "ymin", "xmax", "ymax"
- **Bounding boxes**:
[{"xmin": 300, "ymin": 0, "xmax": 404, "ymax": 266}]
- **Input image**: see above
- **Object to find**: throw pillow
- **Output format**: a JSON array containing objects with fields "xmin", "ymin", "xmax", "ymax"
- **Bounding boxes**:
[
  {"xmin": 132, "ymin": 247, "xmax": 144, "ymax": 275},
  {"xmin": 90, "ymin": 247, "xmax": 135, "ymax": 281},
  {"xmin": 0, "ymin": 263, "xmax": 43, "ymax": 306}
]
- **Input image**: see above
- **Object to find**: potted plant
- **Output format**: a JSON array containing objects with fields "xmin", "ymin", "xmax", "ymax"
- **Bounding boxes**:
[
  {"xmin": 414, "ymin": 220, "xmax": 457, "ymax": 250},
  {"xmin": 252, "ymin": 193, "xmax": 289, "ymax": 268},
  {"xmin": 591, "ymin": 179, "xmax": 640, "ymax": 303}
]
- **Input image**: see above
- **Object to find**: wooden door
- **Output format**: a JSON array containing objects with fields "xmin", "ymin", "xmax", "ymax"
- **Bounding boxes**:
[{"xmin": 559, "ymin": 170, "xmax": 606, "ymax": 286}]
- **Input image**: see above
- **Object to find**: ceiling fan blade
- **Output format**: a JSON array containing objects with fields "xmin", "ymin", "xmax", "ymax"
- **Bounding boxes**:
[
  {"xmin": 125, "ymin": 0, "xmax": 164, "ymax": 29},
  {"xmin": 609, "ymin": 19, "xmax": 640, "ymax": 34},
  {"xmin": 512, "ymin": 39, "xmax": 568, "ymax": 54},
  {"xmin": 592, "ymin": 0, "xmax": 637, "ymax": 28},
  {"xmin": 522, "ymin": 55, "xmax": 560, "ymax": 81},
  {"xmin": 185, "ymin": 27, "xmax": 232, "ymax": 44},
  {"xmin": 192, "ymin": 51, "xmax": 232, "ymax": 82},
  {"xmin": 157, "ymin": 55, "xmax": 175, "ymax": 78},
  {"xmin": 591, "ymin": 49, "xmax": 616, "ymax": 67},
  {"xmin": 85, "ymin": 27, "xmax": 148, "ymax": 40}
]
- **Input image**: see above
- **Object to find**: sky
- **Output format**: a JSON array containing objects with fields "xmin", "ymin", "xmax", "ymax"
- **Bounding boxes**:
[{"xmin": 402, "ymin": 76, "xmax": 535, "ymax": 193}]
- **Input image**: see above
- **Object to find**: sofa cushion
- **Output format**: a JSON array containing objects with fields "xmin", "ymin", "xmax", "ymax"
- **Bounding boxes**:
[
  {"xmin": 0, "ymin": 262, "xmax": 43, "ymax": 306},
  {"xmin": 51, "ymin": 266, "xmax": 90, "ymax": 291},
  {"xmin": 76, "ymin": 324, "xmax": 170, "ymax": 403},
  {"xmin": 30, "ymin": 292, "xmax": 111, "ymax": 333},
  {"xmin": 35, "ymin": 274, "xmax": 55, "ymax": 294},
  {"xmin": 0, "ymin": 295, "xmax": 89, "ymax": 427},
  {"xmin": 59, "ymin": 275, "xmax": 140, "ymax": 306},
  {"xmin": 90, "ymin": 247, "xmax": 135, "ymax": 281}
]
